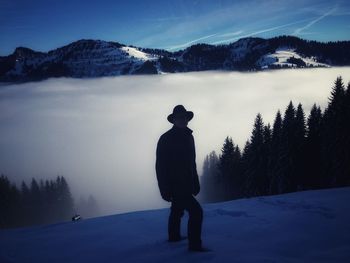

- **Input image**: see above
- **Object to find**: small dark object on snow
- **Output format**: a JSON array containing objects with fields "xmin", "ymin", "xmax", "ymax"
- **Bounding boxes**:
[{"xmin": 72, "ymin": 214, "xmax": 81, "ymax": 221}]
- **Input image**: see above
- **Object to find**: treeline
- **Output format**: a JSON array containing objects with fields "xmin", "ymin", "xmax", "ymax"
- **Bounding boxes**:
[
  {"xmin": 0, "ymin": 175, "xmax": 99, "ymax": 228},
  {"xmin": 201, "ymin": 76, "xmax": 350, "ymax": 202}
]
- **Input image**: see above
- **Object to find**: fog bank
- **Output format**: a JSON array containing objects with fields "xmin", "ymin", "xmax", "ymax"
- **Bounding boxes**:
[{"xmin": 0, "ymin": 68, "xmax": 349, "ymax": 216}]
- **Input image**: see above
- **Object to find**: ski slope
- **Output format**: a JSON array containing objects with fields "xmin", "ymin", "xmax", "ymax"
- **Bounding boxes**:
[
  {"xmin": 1, "ymin": 187, "xmax": 349, "ymax": 262},
  {"xmin": 257, "ymin": 48, "xmax": 329, "ymax": 69},
  {"xmin": 121, "ymin": 46, "xmax": 158, "ymax": 61}
]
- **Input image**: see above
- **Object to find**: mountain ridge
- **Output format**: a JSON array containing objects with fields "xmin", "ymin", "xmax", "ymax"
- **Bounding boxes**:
[{"xmin": 1, "ymin": 36, "xmax": 350, "ymax": 83}]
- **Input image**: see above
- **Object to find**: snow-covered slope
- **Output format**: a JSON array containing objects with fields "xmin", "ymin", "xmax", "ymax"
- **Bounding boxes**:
[
  {"xmin": 1, "ymin": 187, "xmax": 349, "ymax": 262},
  {"xmin": 0, "ymin": 40, "xmax": 161, "ymax": 81},
  {"xmin": 257, "ymin": 48, "xmax": 330, "ymax": 69},
  {"xmin": 120, "ymin": 46, "xmax": 158, "ymax": 61}
]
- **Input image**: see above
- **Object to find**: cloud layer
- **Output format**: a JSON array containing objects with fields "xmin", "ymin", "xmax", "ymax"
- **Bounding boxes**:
[{"xmin": 1, "ymin": 67, "xmax": 350, "ymax": 216}]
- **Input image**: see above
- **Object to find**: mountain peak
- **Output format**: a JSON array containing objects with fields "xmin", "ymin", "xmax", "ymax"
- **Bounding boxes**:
[{"xmin": 13, "ymin": 47, "xmax": 41, "ymax": 57}]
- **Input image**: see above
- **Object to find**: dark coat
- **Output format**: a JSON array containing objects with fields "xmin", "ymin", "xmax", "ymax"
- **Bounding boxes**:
[{"xmin": 156, "ymin": 125, "xmax": 200, "ymax": 201}]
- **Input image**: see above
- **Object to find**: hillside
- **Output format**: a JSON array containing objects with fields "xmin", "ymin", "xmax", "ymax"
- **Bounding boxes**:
[
  {"xmin": 1, "ymin": 36, "xmax": 350, "ymax": 82},
  {"xmin": 1, "ymin": 187, "xmax": 349, "ymax": 262}
]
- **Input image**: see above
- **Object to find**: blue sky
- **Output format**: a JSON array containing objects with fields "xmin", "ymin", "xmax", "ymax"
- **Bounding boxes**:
[{"xmin": 0, "ymin": 0, "xmax": 349, "ymax": 55}]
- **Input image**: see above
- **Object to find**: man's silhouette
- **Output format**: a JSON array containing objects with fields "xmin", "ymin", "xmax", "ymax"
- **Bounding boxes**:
[{"xmin": 156, "ymin": 105, "xmax": 207, "ymax": 252}]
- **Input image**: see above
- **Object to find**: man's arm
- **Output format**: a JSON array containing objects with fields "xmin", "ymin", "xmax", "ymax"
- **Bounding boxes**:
[
  {"xmin": 156, "ymin": 136, "xmax": 171, "ymax": 201},
  {"xmin": 191, "ymin": 135, "xmax": 200, "ymax": 196}
]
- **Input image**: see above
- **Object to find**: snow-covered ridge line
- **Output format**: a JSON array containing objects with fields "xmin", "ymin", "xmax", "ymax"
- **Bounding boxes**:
[{"xmin": 1, "ymin": 36, "xmax": 349, "ymax": 82}]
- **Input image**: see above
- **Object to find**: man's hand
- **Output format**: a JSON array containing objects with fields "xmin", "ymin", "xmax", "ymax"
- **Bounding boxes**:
[
  {"xmin": 161, "ymin": 192, "xmax": 172, "ymax": 202},
  {"xmin": 192, "ymin": 189, "xmax": 200, "ymax": 196},
  {"xmin": 192, "ymin": 179, "xmax": 201, "ymax": 196}
]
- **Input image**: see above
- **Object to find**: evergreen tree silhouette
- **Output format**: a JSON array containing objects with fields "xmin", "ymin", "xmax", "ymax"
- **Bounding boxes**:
[
  {"xmin": 200, "ymin": 151, "xmax": 220, "ymax": 202},
  {"xmin": 201, "ymin": 76, "xmax": 349, "ymax": 201},
  {"xmin": 20, "ymin": 181, "xmax": 31, "ymax": 225},
  {"xmin": 305, "ymin": 104, "xmax": 323, "ymax": 189},
  {"xmin": 294, "ymin": 103, "xmax": 307, "ymax": 190},
  {"xmin": 244, "ymin": 114, "xmax": 269, "ymax": 196},
  {"xmin": 263, "ymin": 123, "xmax": 272, "ymax": 195},
  {"xmin": 202, "ymin": 155, "xmax": 210, "ymax": 178},
  {"xmin": 277, "ymin": 101, "xmax": 297, "ymax": 193},
  {"xmin": 30, "ymin": 178, "xmax": 42, "ymax": 224},
  {"xmin": 232, "ymin": 145, "xmax": 243, "ymax": 199},
  {"xmin": 218, "ymin": 137, "xmax": 236, "ymax": 200},
  {"xmin": 321, "ymin": 77, "xmax": 347, "ymax": 187},
  {"xmin": 269, "ymin": 110, "xmax": 283, "ymax": 194},
  {"xmin": 56, "ymin": 176, "xmax": 74, "ymax": 221},
  {"xmin": 0, "ymin": 175, "xmax": 10, "ymax": 227}
]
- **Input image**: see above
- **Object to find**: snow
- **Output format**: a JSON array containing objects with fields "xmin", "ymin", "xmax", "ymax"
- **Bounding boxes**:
[
  {"xmin": 1, "ymin": 187, "xmax": 349, "ymax": 262},
  {"xmin": 257, "ymin": 48, "xmax": 330, "ymax": 69},
  {"xmin": 121, "ymin": 46, "xmax": 158, "ymax": 61}
]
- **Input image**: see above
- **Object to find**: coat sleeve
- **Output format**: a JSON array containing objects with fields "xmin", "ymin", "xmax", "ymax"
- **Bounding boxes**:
[
  {"xmin": 191, "ymin": 135, "xmax": 200, "ymax": 196},
  {"xmin": 155, "ymin": 135, "xmax": 171, "ymax": 199}
]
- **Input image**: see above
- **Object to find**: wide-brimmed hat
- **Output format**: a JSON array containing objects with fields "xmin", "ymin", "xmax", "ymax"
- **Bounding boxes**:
[{"xmin": 167, "ymin": 105, "xmax": 194, "ymax": 123}]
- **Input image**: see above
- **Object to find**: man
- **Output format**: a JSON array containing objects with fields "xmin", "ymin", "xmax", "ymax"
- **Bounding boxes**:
[{"xmin": 156, "ymin": 105, "xmax": 207, "ymax": 252}]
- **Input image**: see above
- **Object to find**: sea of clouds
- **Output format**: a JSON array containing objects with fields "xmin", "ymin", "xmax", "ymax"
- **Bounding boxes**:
[{"xmin": 0, "ymin": 67, "xmax": 349, "ymax": 216}]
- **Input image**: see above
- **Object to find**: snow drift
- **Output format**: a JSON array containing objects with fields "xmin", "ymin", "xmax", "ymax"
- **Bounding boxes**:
[{"xmin": 1, "ymin": 187, "xmax": 349, "ymax": 262}]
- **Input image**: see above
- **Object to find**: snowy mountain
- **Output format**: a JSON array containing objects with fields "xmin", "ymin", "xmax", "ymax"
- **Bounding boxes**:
[
  {"xmin": 1, "ymin": 36, "xmax": 350, "ymax": 82},
  {"xmin": 1, "ymin": 187, "xmax": 349, "ymax": 262}
]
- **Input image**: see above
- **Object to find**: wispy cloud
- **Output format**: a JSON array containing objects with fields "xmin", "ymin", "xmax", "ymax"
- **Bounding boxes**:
[
  {"xmin": 140, "ymin": 17, "xmax": 184, "ymax": 22},
  {"xmin": 165, "ymin": 33, "xmax": 218, "ymax": 50},
  {"xmin": 293, "ymin": 6, "xmax": 337, "ymax": 35},
  {"xmin": 135, "ymin": 1, "xmax": 347, "ymax": 50},
  {"xmin": 136, "ymin": 0, "xmax": 287, "ymax": 49},
  {"xmin": 211, "ymin": 18, "xmax": 312, "ymax": 45},
  {"xmin": 218, "ymin": 30, "xmax": 244, "ymax": 38}
]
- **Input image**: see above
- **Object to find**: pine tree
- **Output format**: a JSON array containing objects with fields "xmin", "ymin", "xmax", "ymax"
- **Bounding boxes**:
[
  {"xmin": 0, "ymin": 175, "xmax": 12, "ymax": 227},
  {"xmin": 241, "ymin": 140, "xmax": 251, "ymax": 197},
  {"xmin": 0, "ymin": 175, "xmax": 22, "ymax": 228},
  {"xmin": 208, "ymin": 151, "xmax": 219, "ymax": 180},
  {"xmin": 30, "ymin": 178, "xmax": 42, "ymax": 224},
  {"xmin": 244, "ymin": 114, "xmax": 269, "ymax": 196},
  {"xmin": 321, "ymin": 77, "xmax": 347, "ymax": 187},
  {"xmin": 294, "ymin": 103, "xmax": 307, "ymax": 190},
  {"xmin": 218, "ymin": 137, "xmax": 236, "ymax": 200},
  {"xmin": 277, "ymin": 101, "xmax": 297, "ymax": 193},
  {"xmin": 200, "ymin": 154, "xmax": 212, "ymax": 202},
  {"xmin": 269, "ymin": 110, "xmax": 283, "ymax": 194},
  {"xmin": 202, "ymin": 155, "xmax": 210, "ymax": 178},
  {"xmin": 263, "ymin": 123, "xmax": 272, "ymax": 195},
  {"xmin": 201, "ymin": 151, "xmax": 221, "ymax": 202},
  {"xmin": 305, "ymin": 104, "xmax": 323, "ymax": 189},
  {"xmin": 9, "ymin": 183, "xmax": 21, "ymax": 227},
  {"xmin": 20, "ymin": 181, "xmax": 31, "ymax": 225},
  {"xmin": 56, "ymin": 176, "xmax": 74, "ymax": 221},
  {"xmin": 232, "ymin": 145, "xmax": 243, "ymax": 198}
]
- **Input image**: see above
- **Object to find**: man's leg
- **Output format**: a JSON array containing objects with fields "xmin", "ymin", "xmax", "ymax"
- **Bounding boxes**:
[
  {"xmin": 168, "ymin": 201, "xmax": 184, "ymax": 241},
  {"xmin": 184, "ymin": 196, "xmax": 203, "ymax": 249}
]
